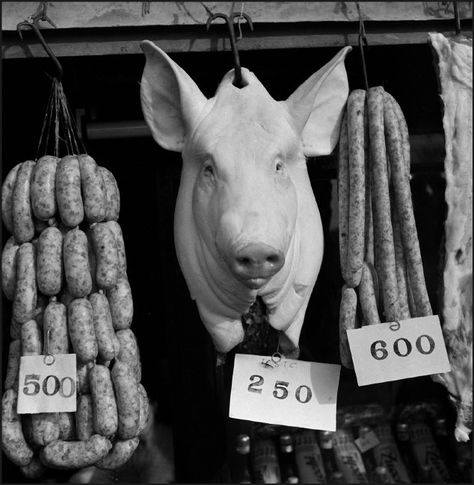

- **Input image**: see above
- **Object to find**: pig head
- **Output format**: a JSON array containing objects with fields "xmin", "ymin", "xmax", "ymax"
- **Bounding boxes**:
[{"xmin": 141, "ymin": 41, "xmax": 351, "ymax": 353}]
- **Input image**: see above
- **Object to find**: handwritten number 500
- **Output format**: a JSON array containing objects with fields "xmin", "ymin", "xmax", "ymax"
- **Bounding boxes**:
[
  {"xmin": 370, "ymin": 335, "xmax": 435, "ymax": 360},
  {"xmin": 247, "ymin": 375, "xmax": 312, "ymax": 403}
]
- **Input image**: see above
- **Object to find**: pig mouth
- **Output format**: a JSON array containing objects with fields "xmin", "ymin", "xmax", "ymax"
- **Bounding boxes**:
[{"xmin": 240, "ymin": 276, "xmax": 271, "ymax": 290}]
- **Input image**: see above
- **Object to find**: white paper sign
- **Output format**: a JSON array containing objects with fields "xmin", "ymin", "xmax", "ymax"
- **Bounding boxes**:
[
  {"xmin": 229, "ymin": 353, "xmax": 341, "ymax": 431},
  {"xmin": 17, "ymin": 354, "xmax": 77, "ymax": 414},
  {"xmin": 347, "ymin": 315, "xmax": 451, "ymax": 386}
]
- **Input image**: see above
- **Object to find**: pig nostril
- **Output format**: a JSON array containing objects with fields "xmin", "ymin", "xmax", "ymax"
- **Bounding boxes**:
[
  {"xmin": 266, "ymin": 254, "xmax": 279, "ymax": 264},
  {"xmin": 237, "ymin": 256, "xmax": 251, "ymax": 266}
]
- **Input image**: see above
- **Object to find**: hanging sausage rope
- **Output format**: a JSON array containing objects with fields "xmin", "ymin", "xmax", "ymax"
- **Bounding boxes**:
[
  {"xmin": 355, "ymin": 2, "xmax": 370, "ymax": 91},
  {"xmin": 17, "ymin": 2, "xmax": 85, "ymax": 159}
]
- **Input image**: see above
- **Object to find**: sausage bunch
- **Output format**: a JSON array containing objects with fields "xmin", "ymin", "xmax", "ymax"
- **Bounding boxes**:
[
  {"xmin": 1, "ymin": 154, "xmax": 149, "ymax": 477},
  {"xmin": 337, "ymin": 87, "xmax": 432, "ymax": 368}
]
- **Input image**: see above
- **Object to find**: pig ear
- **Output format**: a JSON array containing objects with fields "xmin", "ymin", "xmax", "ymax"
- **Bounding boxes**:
[
  {"xmin": 140, "ymin": 40, "xmax": 207, "ymax": 152},
  {"xmin": 285, "ymin": 46, "xmax": 352, "ymax": 157}
]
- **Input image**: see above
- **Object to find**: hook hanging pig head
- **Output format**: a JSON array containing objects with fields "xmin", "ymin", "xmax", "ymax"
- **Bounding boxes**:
[{"xmin": 140, "ymin": 41, "xmax": 351, "ymax": 353}]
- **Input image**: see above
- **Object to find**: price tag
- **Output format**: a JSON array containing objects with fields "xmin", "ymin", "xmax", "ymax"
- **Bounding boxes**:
[
  {"xmin": 347, "ymin": 315, "xmax": 451, "ymax": 386},
  {"xmin": 229, "ymin": 353, "xmax": 341, "ymax": 431},
  {"xmin": 355, "ymin": 430, "xmax": 380, "ymax": 453},
  {"xmin": 17, "ymin": 354, "xmax": 77, "ymax": 414}
]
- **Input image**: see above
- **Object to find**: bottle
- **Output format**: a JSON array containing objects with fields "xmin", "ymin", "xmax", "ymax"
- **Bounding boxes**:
[
  {"xmin": 293, "ymin": 429, "xmax": 326, "ymax": 483},
  {"xmin": 374, "ymin": 466, "xmax": 392, "ymax": 483},
  {"xmin": 395, "ymin": 422, "xmax": 417, "ymax": 482},
  {"xmin": 332, "ymin": 427, "xmax": 369, "ymax": 483},
  {"xmin": 319, "ymin": 430, "xmax": 339, "ymax": 478},
  {"xmin": 355, "ymin": 425, "xmax": 379, "ymax": 482},
  {"xmin": 433, "ymin": 417, "xmax": 456, "ymax": 472},
  {"xmin": 329, "ymin": 470, "xmax": 346, "ymax": 483},
  {"xmin": 252, "ymin": 438, "xmax": 281, "ymax": 484},
  {"xmin": 230, "ymin": 434, "xmax": 252, "ymax": 483},
  {"xmin": 371, "ymin": 423, "xmax": 411, "ymax": 484},
  {"xmin": 278, "ymin": 433, "xmax": 299, "ymax": 483},
  {"xmin": 408, "ymin": 421, "xmax": 451, "ymax": 483}
]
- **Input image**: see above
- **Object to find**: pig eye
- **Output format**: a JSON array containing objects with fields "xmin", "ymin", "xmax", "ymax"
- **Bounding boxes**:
[
  {"xmin": 203, "ymin": 163, "xmax": 215, "ymax": 177},
  {"xmin": 275, "ymin": 160, "xmax": 284, "ymax": 173}
]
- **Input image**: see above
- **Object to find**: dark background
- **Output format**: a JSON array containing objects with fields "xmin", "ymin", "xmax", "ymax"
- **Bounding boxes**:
[{"xmin": 2, "ymin": 42, "xmax": 453, "ymax": 482}]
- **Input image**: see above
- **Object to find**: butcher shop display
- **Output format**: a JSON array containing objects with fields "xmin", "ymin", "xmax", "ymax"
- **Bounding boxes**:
[
  {"xmin": 1, "ymin": 153, "xmax": 150, "ymax": 477},
  {"xmin": 140, "ymin": 40, "xmax": 351, "ymax": 355}
]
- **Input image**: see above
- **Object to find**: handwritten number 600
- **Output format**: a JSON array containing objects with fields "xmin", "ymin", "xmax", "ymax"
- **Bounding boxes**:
[
  {"xmin": 370, "ymin": 335, "xmax": 435, "ymax": 360},
  {"xmin": 247, "ymin": 375, "xmax": 312, "ymax": 403}
]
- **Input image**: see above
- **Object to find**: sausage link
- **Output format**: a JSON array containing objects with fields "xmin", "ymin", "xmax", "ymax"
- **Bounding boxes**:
[
  {"xmin": 76, "ymin": 394, "xmax": 94, "ymax": 440},
  {"xmin": 89, "ymin": 292, "xmax": 116, "ymax": 362},
  {"xmin": 36, "ymin": 226, "xmax": 63, "ymax": 296},
  {"xmin": 31, "ymin": 155, "xmax": 59, "ymax": 221},
  {"xmin": 383, "ymin": 94, "xmax": 432, "ymax": 317},
  {"xmin": 30, "ymin": 413, "xmax": 60, "ymax": 447},
  {"xmin": 63, "ymin": 228, "xmax": 92, "ymax": 298},
  {"xmin": 20, "ymin": 455, "xmax": 46, "ymax": 479},
  {"xmin": 100, "ymin": 167, "xmax": 120, "ymax": 221},
  {"xmin": 107, "ymin": 277, "xmax": 133, "ymax": 330},
  {"xmin": 363, "ymin": 106, "xmax": 375, "ymax": 266},
  {"xmin": 90, "ymin": 222, "xmax": 119, "ymax": 289},
  {"xmin": 2, "ymin": 162, "xmax": 21, "ymax": 233},
  {"xmin": 58, "ymin": 412, "xmax": 76, "ymax": 441},
  {"xmin": 112, "ymin": 361, "xmax": 140, "ymax": 439},
  {"xmin": 337, "ymin": 111, "xmax": 350, "ymax": 282},
  {"xmin": 1, "ymin": 389, "xmax": 34, "ymax": 466},
  {"xmin": 10, "ymin": 318, "xmax": 21, "ymax": 340},
  {"xmin": 40, "ymin": 434, "xmax": 112, "ymax": 469},
  {"xmin": 90, "ymin": 364, "xmax": 118, "ymax": 437},
  {"xmin": 384, "ymin": 92, "xmax": 411, "ymax": 174},
  {"xmin": 116, "ymin": 329, "xmax": 141, "ymax": 382},
  {"xmin": 77, "ymin": 362, "xmax": 93, "ymax": 395},
  {"xmin": 105, "ymin": 221, "xmax": 127, "ymax": 276},
  {"xmin": 346, "ymin": 89, "xmax": 366, "ymax": 287},
  {"xmin": 12, "ymin": 161, "xmax": 36, "ymax": 243},
  {"xmin": 137, "ymin": 383, "xmax": 150, "ymax": 437},
  {"xmin": 96, "ymin": 437, "xmax": 139, "ymax": 470},
  {"xmin": 20, "ymin": 319, "xmax": 42, "ymax": 356},
  {"xmin": 367, "ymin": 86, "xmax": 399, "ymax": 322},
  {"xmin": 339, "ymin": 285, "xmax": 357, "ymax": 369},
  {"xmin": 358, "ymin": 263, "xmax": 381, "ymax": 325},
  {"xmin": 43, "ymin": 300, "xmax": 69, "ymax": 355},
  {"xmin": 56, "ymin": 155, "xmax": 84, "ymax": 227},
  {"xmin": 20, "ymin": 456, "xmax": 46, "ymax": 480},
  {"xmin": 2, "ymin": 236, "xmax": 19, "ymax": 300},
  {"xmin": 79, "ymin": 154, "xmax": 107, "ymax": 222},
  {"xmin": 391, "ymin": 210, "xmax": 411, "ymax": 319},
  {"xmin": 13, "ymin": 242, "xmax": 37, "ymax": 323},
  {"xmin": 68, "ymin": 298, "xmax": 98, "ymax": 363},
  {"xmin": 4, "ymin": 339, "xmax": 21, "ymax": 391}
]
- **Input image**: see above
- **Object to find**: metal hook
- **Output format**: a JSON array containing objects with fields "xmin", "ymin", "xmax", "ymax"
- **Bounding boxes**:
[
  {"xmin": 356, "ymin": 2, "xmax": 369, "ymax": 91},
  {"xmin": 453, "ymin": 0, "xmax": 461, "ymax": 35},
  {"xmin": 206, "ymin": 12, "xmax": 253, "ymax": 87},
  {"xmin": 17, "ymin": 2, "xmax": 63, "ymax": 79}
]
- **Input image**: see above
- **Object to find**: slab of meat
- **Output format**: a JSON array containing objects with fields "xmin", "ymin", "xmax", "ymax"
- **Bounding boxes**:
[{"xmin": 429, "ymin": 32, "xmax": 472, "ymax": 442}]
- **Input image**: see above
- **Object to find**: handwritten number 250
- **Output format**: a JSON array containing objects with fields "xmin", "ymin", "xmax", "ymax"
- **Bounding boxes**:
[{"xmin": 248, "ymin": 375, "xmax": 312, "ymax": 403}]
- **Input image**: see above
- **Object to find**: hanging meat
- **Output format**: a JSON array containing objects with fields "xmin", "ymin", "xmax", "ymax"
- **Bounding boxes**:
[{"xmin": 429, "ymin": 32, "xmax": 472, "ymax": 443}]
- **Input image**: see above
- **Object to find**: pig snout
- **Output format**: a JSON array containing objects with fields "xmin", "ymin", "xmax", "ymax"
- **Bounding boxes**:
[{"xmin": 230, "ymin": 243, "xmax": 285, "ymax": 289}]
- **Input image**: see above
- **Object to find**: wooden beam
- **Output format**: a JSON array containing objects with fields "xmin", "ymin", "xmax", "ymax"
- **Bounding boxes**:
[
  {"xmin": 3, "ymin": 21, "xmax": 472, "ymax": 59},
  {"xmin": 2, "ymin": 1, "xmax": 472, "ymax": 31}
]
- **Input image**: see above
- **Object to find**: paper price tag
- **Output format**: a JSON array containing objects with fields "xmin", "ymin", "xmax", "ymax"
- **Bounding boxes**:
[
  {"xmin": 229, "ymin": 354, "xmax": 341, "ymax": 431},
  {"xmin": 17, "ymin": 354, "xmax": 77, "ymax": 414},
  {"xmin": 347, "ymin": 315, "xmax": 451, "ymax": 386},
  {"xmin": 355, "ymin": 430, "xmax": 380, "ymax": 453}
]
